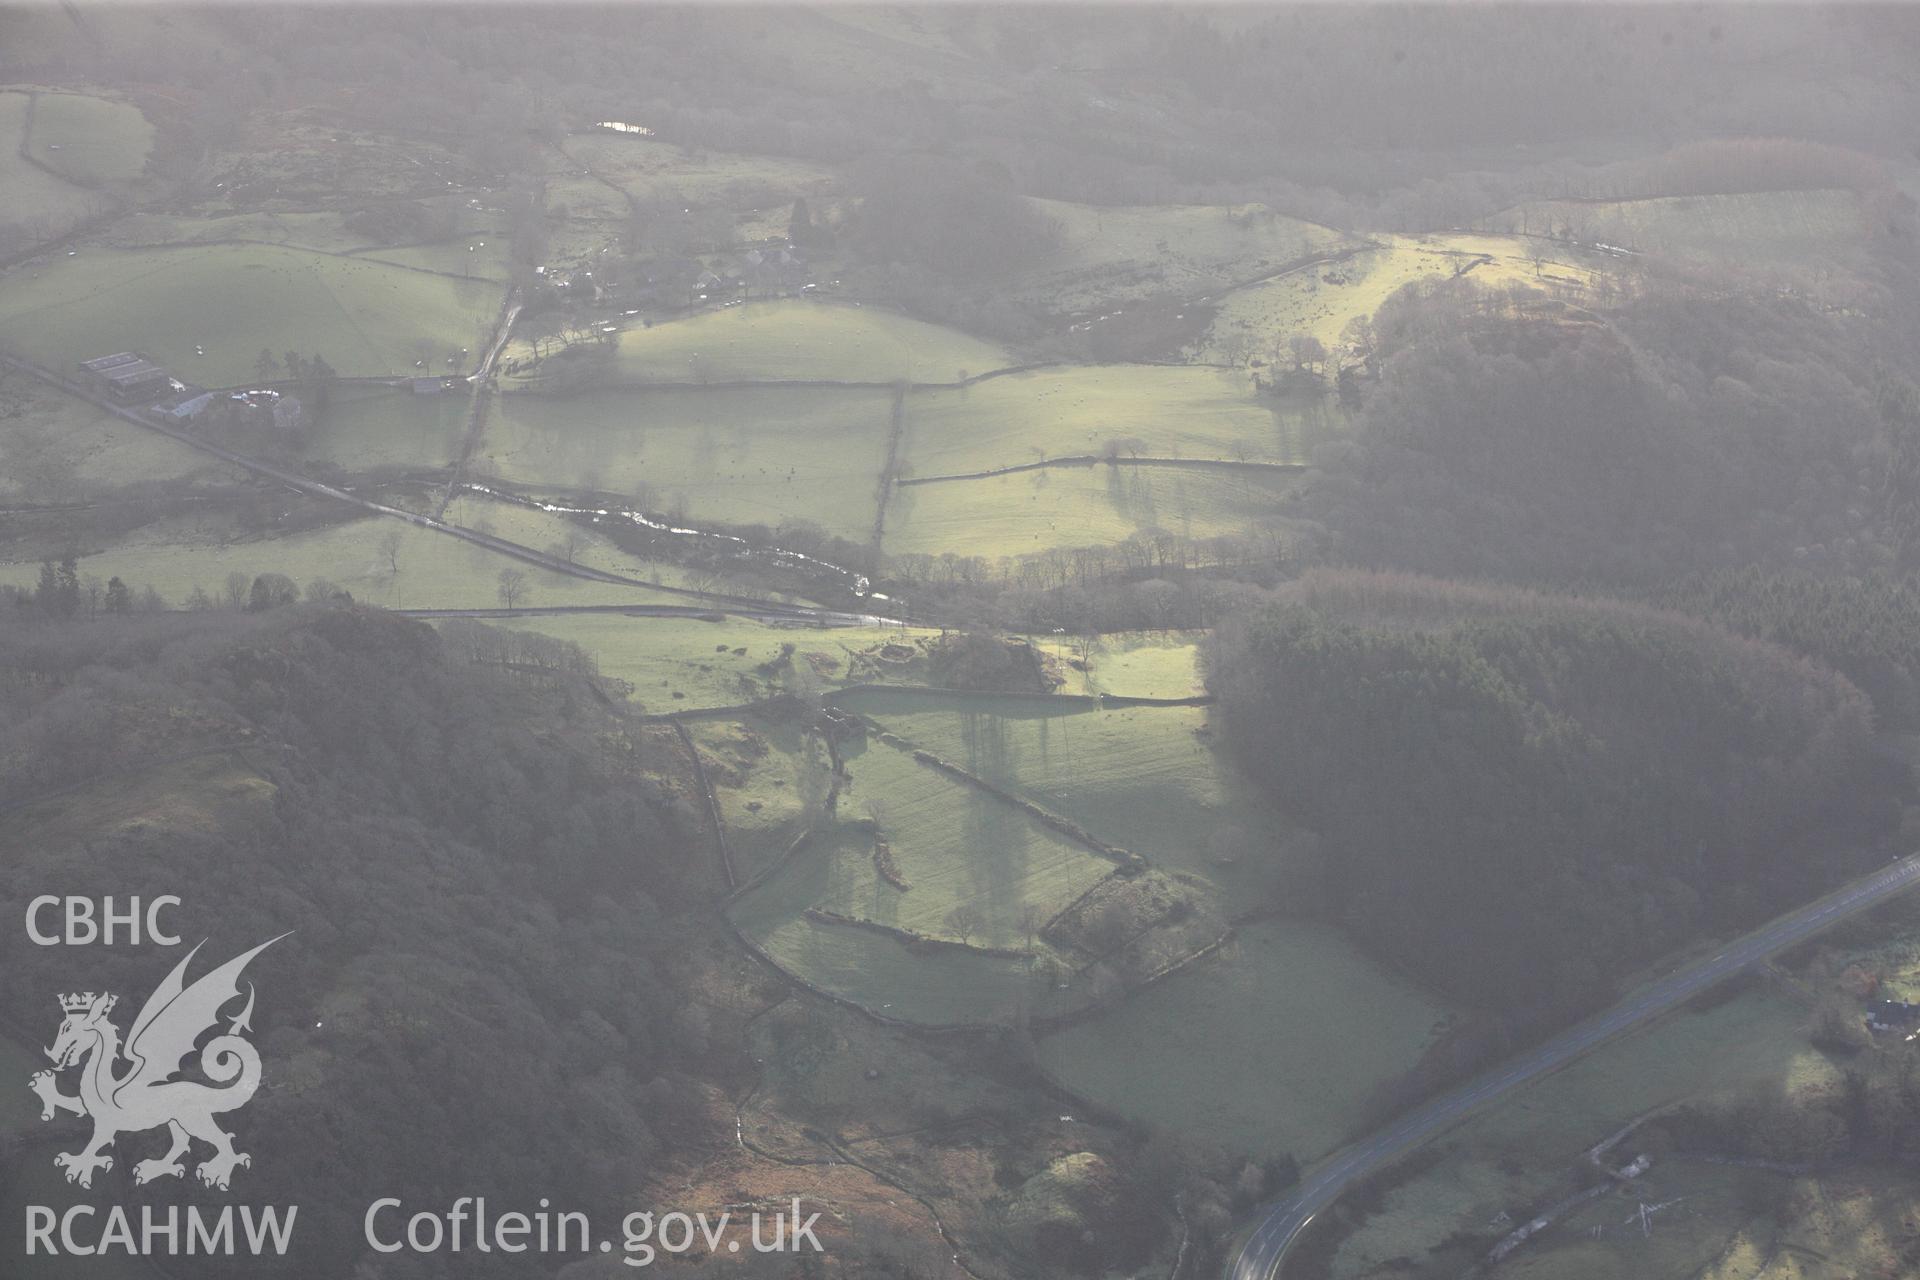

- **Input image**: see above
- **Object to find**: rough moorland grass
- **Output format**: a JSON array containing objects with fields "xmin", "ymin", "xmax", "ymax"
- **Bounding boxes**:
[
  {"xmin": 1325, "ymin": 985, "xmax": 1836, "ymax": 1279},
  {"xmin": 1189, "ymin": 232, "xmax": 1602, "ymax": 363},
  {"xmin": 899, "ymin": 365, "xmax": 1282, "ymax": 477},
  {"xmin": 0, "ymin": 509, "xmax": 682, "ymax": 611},
  {"xmin": 689, "ymin": 716, "xmax": 831, "ymax": 883},
  {"xmin": 0, "ymin": 381, "xmax": 225, "ymax": 498},
  {"xmin": 0, "ymin": 244, "xmax": 502, "ymax": 387},
  {"xmin": 882, "ymin": 458, "xmax": 1302, "ymax": 559},
  {"xmin": 481, "ymin": 384, "xmax": 894, "ymax": 540},
  {"xmin": 837, "ymin": 694, "xmax": 1291, "ymax": 902},
  {"xmin": 0, "ymin": 91, "xmax": 100, "ymax": 236},
  {"xmin": 506, "ymin": 300, "xmax": 1013, "ymax": 387},
  {"xmin": 25, "ymin": 90, "xmax": 152, "ymax": 186},
  {"xmin": 8, "ymin": 752, "xmax": 278, "ymax": 852},
  {"xmin": 1026, "ymin": 200, "xmax": 1351, "ymax": 315},
  {"xmin": 562, "ymin": 134, "xmax": 835, "ymax": 206},
  {"xmin": 1482, "ymin": 190, "xmax": 1870, "ymax": 270},
  {"xmin": 1037, "ymin": 920, "xmax": 1452, "ymax": 1163}
]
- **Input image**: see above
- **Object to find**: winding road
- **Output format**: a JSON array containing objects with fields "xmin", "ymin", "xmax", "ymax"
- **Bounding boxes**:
[{"xmin": 1227, "ymin": 851, "xmax": 1920, "ymax": 1280}]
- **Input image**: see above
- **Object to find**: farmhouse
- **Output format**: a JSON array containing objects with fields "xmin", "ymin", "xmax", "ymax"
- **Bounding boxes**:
[
  {"xmin": 78, "ymin": 351, "xmax": 171, "ymax": 402},
  {"xmin": 1867, "ymin": 1000, "xmax": 1920, "ymax": 1034}
]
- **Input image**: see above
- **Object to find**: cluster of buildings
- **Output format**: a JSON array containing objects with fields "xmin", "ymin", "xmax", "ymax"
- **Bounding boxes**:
[
  {"xmin": 79, "ymin": 351, "xmax": 304, "ymax": 433},
  {"xmin": 538, "ymin": 238, "xmax": 817, "ymax": 314},
  {"xmin": 78, "ymin": 351, "xmax": 171, "ymax": 402},
  {"xmin": 693, "ymin": 242, "xmax": 813, "ymax": 304}
]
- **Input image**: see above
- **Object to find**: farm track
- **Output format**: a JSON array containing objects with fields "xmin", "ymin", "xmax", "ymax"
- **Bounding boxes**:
[
  {"xmin": 1227, "ymin": 852, "xmax": 1920, "ymax": 1280},
  {"xmin": 433, "ymin": 292, "xmax": 521, "ymax": 518}
]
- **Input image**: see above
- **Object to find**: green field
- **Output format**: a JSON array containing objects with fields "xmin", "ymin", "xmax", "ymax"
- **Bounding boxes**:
[
  {"xmin": 1074, "ymin": 631, "xmax": 1206, "ymax": 699},
  {"xmin": 0, "ymin": 381, "xmax": 225, "ymax": 498},
  {"xmin": 507, "ymin": 300, "xmax": 1013, "ymax": 387},
  {"xmin": 1024, "ymin": 200, "xmax": 1351, "ymax": 316},
  {"xmin": 25, "ymin": 90, "xmax": 153, "ymax": 186},
  {"xmin": 802, "ymin": 739, "xmax": 1114, "ymax": 944},
  {"xmin": 1038, "ymin": 920, "xmax": 1453, "ymax": 1162},
  {"xmin": 1482, "ymin": 190, "xmax": 1871, "ymax": 271},
  {"xmin": 882, "ymin": 459, "xmax": 1302, "ymax": 559},
  {"xmin": 729, "ymin": 886, "xmax": 1052, "ymax": 1027},
  {"xmin": 838, "ymin": 694, "xmax": 1289, "ymax": 901},
  {"xmin": 723, "ymin": 727, "xmax": 1131, "ymax": 1023},
  {"xmin": 353, "ymin": 234, "xmax": 511, "ymax": 285},
  {"xmin": 0, "ymin": 244, "xmax": 502, "ymax": 386},
  {"xmin": 481, "ymin": 384, "xmax": 893, "ymax": 539},
  {"xmin": 0, "ymin": 90, "xmax": 101, "ymax": 241},
  {"xmin": 899, "ymin": 365, "xmax": 1284, "ymax": 477},
  {"xmin": 104, "ymin": 209, "xmax": 366, "ymax": 253},
  {"xmin": 308, "ymin": 382, "xmax": 470, "ymax": 472},
  {"xmin": 0, "ymin": 508, "xmax": 682, "ymax": 611},
  {"xmin": 490, "ymin": 614, "xmax": 929, "ymax": 709}
]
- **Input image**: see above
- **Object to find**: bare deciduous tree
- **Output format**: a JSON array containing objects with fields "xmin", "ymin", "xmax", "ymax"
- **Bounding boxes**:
[{"xmin": 496, "ymin": 567, "xmax": 530, "ymax": 610}]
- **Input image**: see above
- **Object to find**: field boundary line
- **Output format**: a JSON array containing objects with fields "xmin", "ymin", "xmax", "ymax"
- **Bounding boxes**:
[
  {"xmin": 868, "ymin": 381, "xmax": 907, "ymax": 555},
  {"xmin": 673, "ymin": 719, "xmax": 737, "ymax": 890},
  {"xmin": 897, "ymin": 455, "xmax": 1306, "ymax": 486}
]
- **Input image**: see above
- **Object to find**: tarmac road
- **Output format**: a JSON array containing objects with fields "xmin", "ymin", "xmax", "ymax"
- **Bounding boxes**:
[{"xmin": 1227, "ymin": 852, "xmax": 1920, "ymax": 1280}]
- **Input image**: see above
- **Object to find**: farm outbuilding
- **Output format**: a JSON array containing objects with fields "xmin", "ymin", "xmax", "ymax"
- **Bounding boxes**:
[{"xmin": 78, "ymin": 351, "xmax": 171, "ymax": 401}]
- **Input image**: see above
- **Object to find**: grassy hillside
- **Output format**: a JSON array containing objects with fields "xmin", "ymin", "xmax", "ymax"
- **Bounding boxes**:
[
  {"xmin": 1024, "ymin": 200, "xmax": 1351, "ymax": 316},
  {"xmin": 883, "ymin": 459, "xmax": 1300, "ymax": 559},
  {"xmin": 838, "ymin": 694, "xmax": 1289, "ymax": 900},
  {"xmin": 1482, "ymin": 189, "xmax": 1873, "ymax": 270},
  {"xmin": 481, "ymin": 384, "xmax": 894, "ymax": 538},
  {"xmin": 899, "ymin": 365, "xmax": 1282, "ymax": 476},
  {"xmin": 0, "ymin": 90, "xmax": 104, "ymax": 242},
  {"xmin": 1189, "ymin": 232, "xmax": 1603, "ymax": 363},
  {"xmin": 729, "ymin": 882, "xmax": 1050, "ymax": 1026},
  {"xmin": 506, "ymin": 300, "xmax": 1014, "ymax": 387},
  {"xmin": 0, "ymin": 244, "xmax": 500, "ymax": 385}
]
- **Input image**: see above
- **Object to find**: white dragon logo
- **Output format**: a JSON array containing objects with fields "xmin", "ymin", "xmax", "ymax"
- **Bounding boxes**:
[{"xmin": 28, "ymin": 936, "xmax": 286, "ymax": 1191}]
